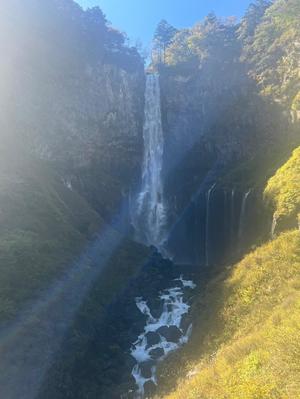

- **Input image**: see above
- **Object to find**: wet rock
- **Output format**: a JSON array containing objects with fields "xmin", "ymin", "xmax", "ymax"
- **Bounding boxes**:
[
  {"xmin": 145, "ymin": 332, "xmax": 161, "ymax": 348},
  {"xmin": 149, "ymin": 347, "xmax": 164, "ymax": 360},
  {"xmin": 125, "ymin": 354, "xmax": 137, "ymax": 370},
  {"xmin": 157, "ymin": 326, "xmax": 182, "ymax": 343},
  {"xmin": 181, "ymin": 314, "xmax": 192, "ymax": 332},
  {"xmin": 174, "ymin": 279, "xmax": 185, "ymax": 289},
  {"xmin": 144, "ymin": 380, "xmax": 157, "ymax": 397},
  {"xmin": 167, "ymin": 304, "xmax": 174, "ymax": 312},
  {"xmin": 119, "ymin": 378, "xmax": 136, "ymax": 399},
  {"xmin": 148, "ymin": 299, "xmax": 164, "ymax": 318},
  {"xmin": 140, "ymin": 361, "xmax": 155, "ymax": 379}
]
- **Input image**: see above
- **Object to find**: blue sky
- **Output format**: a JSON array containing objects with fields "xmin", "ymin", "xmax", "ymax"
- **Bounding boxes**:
[{"xmin": 76, "ymin": 0, "xmax": 252, "ymax": 46}]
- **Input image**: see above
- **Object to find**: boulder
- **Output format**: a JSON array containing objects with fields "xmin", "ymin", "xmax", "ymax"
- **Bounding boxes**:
[
  {"xmin": 149, "ymin": 347, "xmax": 164, "ymax": 360},
  {"xmin": 157, "ymin": 326, "xmax": 182, "ymax": 343},
  {"xmin": 144, "ymin": 380, "xmax": 157, "ymax": 397},
  {"xmin": 140, "ymin": 361, "xmax": 155, "ymax": 379},
  {"xmin": 145, "ymin": 331, "xmax": 161, "ymax": 348}
]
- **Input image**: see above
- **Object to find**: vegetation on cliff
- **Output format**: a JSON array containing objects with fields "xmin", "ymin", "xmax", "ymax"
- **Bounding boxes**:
[
  {"xmin": 264, "ymin": 146, "xmax": 300, "ymax": 227},
  {"xmin": 244, "ymin": 0, "xmax": 300, "ymax": 109},
  {"xmin": 154, "ymin": 0, "xmax": 300, "ymax": 115}
]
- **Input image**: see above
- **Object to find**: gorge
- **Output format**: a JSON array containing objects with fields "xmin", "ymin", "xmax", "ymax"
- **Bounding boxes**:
[{"xmin": 0, "ymin": 0, "xmax": 299, "ymax": 398}]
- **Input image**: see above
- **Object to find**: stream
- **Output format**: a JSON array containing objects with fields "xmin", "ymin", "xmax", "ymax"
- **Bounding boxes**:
[{"xmin": 130, "ymin": 276, "xmax": 196, "ymax": 398}]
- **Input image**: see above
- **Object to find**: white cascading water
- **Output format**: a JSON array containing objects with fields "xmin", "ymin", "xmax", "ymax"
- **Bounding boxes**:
[
  {"xmin": 129, "ymin": 75, "xmax": 196, "ymax": 397},
  {"xmin": 205, "ymin": 184, "xmax": 216, "ymax": 267},
  {"xmin": 130, "ymin": 277, "xmax": 196, "ymax": 398},
  {"xmin": 238, "ymin": 189, "xmax": 251, "ymax": 241},
  {"xmin": 132, "ymin": 74, "xmax": 167, "ymax": 249},
  {"xmin": 230, "ymin": 189, "xmax": 235, "ymax": 246},
  {"xmin": 271, "ymin": 214, "xmax": 277, "ymax": 238}
]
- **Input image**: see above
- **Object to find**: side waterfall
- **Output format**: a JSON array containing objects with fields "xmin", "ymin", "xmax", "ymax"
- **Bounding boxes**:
[
  {"xmin": 132, "ymin": 74, "xmax": 167, "ymax": 249},
  {"xmin": 205, "ymin": 184, "xmax": 216, "ymax": 267},
  {"xmin": 238, "ymin": 189, "xmax": 251, "ymax": 241},
  {"xmin": 271, "ymin": 214, "xmax": 277, "ymax": 238},
  {"xmin": 230, "ymin": 189, "xmax": 235, "ymax": 247}
]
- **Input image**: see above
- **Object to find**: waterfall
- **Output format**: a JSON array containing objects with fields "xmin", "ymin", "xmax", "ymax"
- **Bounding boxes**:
[
  {"xmin": 238, "ymin": 189, "xmax": 251, "ymax": 241},
  {"xmin": 132, "ymin": 74, "xmax": 167, "ymax": 249},
  {"xmin": 224, "ymin": 191, "xmax": 228, "ymax": 228},
  {"xmin": 205, "ymin": 184, "xmax": 216, "ymax": 267},
  {"xmin": 271, "ymin": 214, "xmax": 277, "ymax": 238},
  {"xmin": 230, "ymin": 189, "xmax": 235, "ymax": 247}
]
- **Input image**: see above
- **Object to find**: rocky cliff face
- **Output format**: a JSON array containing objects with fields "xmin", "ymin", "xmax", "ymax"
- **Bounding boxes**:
[
  {"xmin": 27, "ymin": 61, "xmax": 145, "ymax": 220},
  {"xmin": 158, "ymin": 65, "xmax": 286, "ymax": 265},
  {"xmin": 154, "ymin": 9, "xmax": 298, "ymax": 265},
  {"xmin": 0, "ymin": 0, "xmax": 145, "ymax": 221}
]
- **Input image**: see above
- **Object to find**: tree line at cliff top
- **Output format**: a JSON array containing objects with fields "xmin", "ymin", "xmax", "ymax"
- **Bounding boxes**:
[{"xmin": 151, "ymin": 0, "xmax": 300, "ymax": 113}]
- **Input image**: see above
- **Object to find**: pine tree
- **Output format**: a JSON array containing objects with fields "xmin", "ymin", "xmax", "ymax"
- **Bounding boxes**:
[
  {"xmin": 153, "ymin": 19, "xmax": 177, "ymax": 63},
  {"xmin": 238, "ymin": 0, "xmax": 273, "ymax": 44}
]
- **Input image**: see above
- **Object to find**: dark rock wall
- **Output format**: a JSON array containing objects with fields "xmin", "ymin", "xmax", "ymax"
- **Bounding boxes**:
[
  {"xmin": 166, "ymin": 186, "xmax": 268, "ymax": 266},
  {"xmin": 158, "ymin": 64, "xmax": 288, "ymax": 265},
  {"xmin": 0, "ymin": 0, "xmax": 145, "ymax": 222}
]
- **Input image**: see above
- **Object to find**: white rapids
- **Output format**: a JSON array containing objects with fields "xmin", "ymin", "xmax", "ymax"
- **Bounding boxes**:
[{"xmin": 130, "ymin": 276, "xmax": 196, "ymax": 398}]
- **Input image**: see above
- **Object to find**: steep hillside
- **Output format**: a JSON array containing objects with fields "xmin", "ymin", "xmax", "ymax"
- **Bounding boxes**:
[
  {"xmin": 159, "ymin": 230, "xmax": 300, "ymax": 399},
  {"xmin": 0, "ymin": 0, "xmax": 147, "ymax": 325},
  {"xmin": 0, "ymin": 147, "xmax": 151, "ymax": 399},
  {"xmin": 0, "ymin": 148, "xmax": 101, "ymax": 322},
  {"xmin": 157, "ymin": 149, "xmax": 300, "ymax": 399}
]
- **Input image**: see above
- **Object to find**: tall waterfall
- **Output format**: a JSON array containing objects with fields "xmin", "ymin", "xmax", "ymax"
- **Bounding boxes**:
[
  {"xmin": 132, "ymin": 74, "xmax": 167, "ymax": 249},
  {"xmin": 205, "ymin": 184, "xmax": 216, "ymax": 267}
]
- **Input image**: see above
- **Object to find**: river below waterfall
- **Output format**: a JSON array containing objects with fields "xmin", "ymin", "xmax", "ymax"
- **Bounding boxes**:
[{"xmin": 130, "ymin": 276, "xmax": 196, "ymax": 398}]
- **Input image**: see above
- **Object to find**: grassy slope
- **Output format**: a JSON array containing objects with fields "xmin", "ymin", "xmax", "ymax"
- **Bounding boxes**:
[
  {"xmin": 159, "ymin": 230, "xmax": 300, "ymax": 399},
  {"xmin": 158, "ymin": 148, "xmax": 300, "ymax": 399},
  {"xmin": 0, "ymin": 151, "xmax": 103, "ymax": 322}
]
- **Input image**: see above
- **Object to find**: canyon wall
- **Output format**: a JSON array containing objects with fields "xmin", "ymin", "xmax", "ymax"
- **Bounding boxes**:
[
  {"xmin": 154, "ymin": 6, "xmax": 299, "ymax": 264},
  {"xmin": 0, "ymin": 0, "xmax": 145, "ymax": 220}
]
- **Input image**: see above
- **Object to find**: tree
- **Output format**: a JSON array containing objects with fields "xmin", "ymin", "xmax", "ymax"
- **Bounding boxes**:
[
  {"xmin": 153, "ymin": 19, "xmax": 177, "ymax": 63},
  {"xmin": 204, "ymin": 12, "xmax": 218, "ymax": 28},
  {"xmin": 165, "ymin": 29, "xmax": 197, "ymax": 66},
  {"xmin": 238, "ymin": 0, "xmax": 273, "ymax": 44}
]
